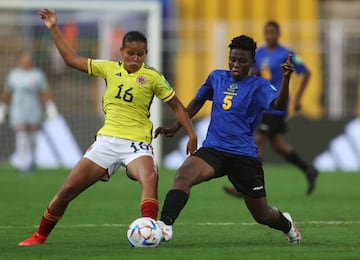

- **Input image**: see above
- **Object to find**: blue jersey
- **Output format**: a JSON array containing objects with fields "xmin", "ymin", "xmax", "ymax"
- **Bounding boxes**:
[
  {"xmin": 196, "ymin": 70, "xmax": 279, "ymax": 158},
  {"xmin": 255, "ymin": 45, "xmax": 308, "ymax": 116}
]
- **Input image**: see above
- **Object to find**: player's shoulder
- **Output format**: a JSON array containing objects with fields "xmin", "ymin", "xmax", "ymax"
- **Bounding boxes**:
[
  {"xmin": 8, "ymin": 68, "xmax": 27, "ymax": 79},
  {"xmin": 278, "ymin": 44, "xmax": 290, "ymax": 50},
  {"xmin": 31, "ymin": 68, "xmax": 45, "ymax": 76},
  {"xmin": 91, "ymin": 59, "xmax": 120, "ymax": 66},
  {"xmin": 248, "ymin": 74, "xmax": 267, "ymax": 83},
  {"xmin": 10, "ymin": 67, "xmax": 23, "ymax": 74},
  {"xmin": 247, "ymin": 75, "xmax": 273, "ymax": 88},
  {"xmin": 256, "ymin": 46, "xmax": 267, "ymax": 53},
  {"xmin": 142, "ymin": 64, "xmax": 164, "ymax": 77},
  {"xmin": 276, "ymin": 45, "xmax": 292, "ymax": 55},
  {"xmin": 209, "ymin": 69, "xmax": 230, "ymax": 78}
]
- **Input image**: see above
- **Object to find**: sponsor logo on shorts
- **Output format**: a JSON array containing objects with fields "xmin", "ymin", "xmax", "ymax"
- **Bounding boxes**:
[
  {"xmin": 259, "ymin": 124, "xmax": 269, "ymax": 131},
  {"xmin": 253, "ymin": 186, "xmax": 264, "ymax": 191}
]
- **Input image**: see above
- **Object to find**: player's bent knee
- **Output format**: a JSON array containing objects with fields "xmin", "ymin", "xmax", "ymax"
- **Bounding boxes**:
[
  {"xmin": 138, "ymin": 170, "xmax": 158, "ymax": 185},
  {"xmin": 173, "ymin": 171, "xmax": 195, "ymax": 189}
]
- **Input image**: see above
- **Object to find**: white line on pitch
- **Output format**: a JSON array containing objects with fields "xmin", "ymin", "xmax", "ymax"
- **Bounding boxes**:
[{"xmin": 1, "ymin": 221, "xmax": 360, "ymax": 229}]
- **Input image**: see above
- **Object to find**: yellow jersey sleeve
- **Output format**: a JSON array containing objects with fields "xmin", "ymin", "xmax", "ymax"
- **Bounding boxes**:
[
  {"xmin": 153, "ymin": 74, "xmax": 175, "ymax": 102},
  {"xmin": 87, "ymin": 58, "xmax": 109, "ymax": 77}
]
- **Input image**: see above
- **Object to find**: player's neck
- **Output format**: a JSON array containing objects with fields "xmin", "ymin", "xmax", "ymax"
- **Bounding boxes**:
[{"xmin": 267, "ymin": 43, "xmax": 279, "ymax": 51}]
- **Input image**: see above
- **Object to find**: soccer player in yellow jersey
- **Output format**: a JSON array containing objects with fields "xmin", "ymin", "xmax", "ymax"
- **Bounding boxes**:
[{"xmin": 19, "ymin": 8, "xmax": 197, "ymax": 246}]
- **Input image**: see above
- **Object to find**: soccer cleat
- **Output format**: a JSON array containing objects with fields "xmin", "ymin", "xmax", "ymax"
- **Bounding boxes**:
[
  {"xmin": 223, "ymin": 186, "xmax": 244, "ymax": 198},
  {"xmin": 306, "ymin": 166, "xmax": 319, "ymax": 195},
  {"xmin": 157, "ymin": 220, "xmax": 173, "ymax": 242},
  {"xmin": 283, "ymin": 212, "xmax": 302, "ymax": 244},
  {"xmin": 18, "ymin": 232, "xmax": 47, "ymax": 246}
]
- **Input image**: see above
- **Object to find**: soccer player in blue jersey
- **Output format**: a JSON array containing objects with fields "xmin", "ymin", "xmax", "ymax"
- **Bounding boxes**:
[
  {"xmin": 155, "ymin": 35, "xmax": 302, "ymax": 243},
  {"xmin": 224, "ymin": 21, "xmax": 318, "ymax": 197}
]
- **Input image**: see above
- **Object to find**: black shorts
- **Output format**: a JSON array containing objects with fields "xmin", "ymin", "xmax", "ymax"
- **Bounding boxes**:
[
  {"xmin": 256, "ymin": 113, "xmax": 287, "ymax": 137},
  {"xmin": 192, "ymin": 147, "xmax": 266, "ymax": 198}
]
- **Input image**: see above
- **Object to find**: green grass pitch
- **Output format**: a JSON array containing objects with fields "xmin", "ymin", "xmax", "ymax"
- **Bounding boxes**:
[{"xmin": 0, "ymin": 164, "xmax": 359, "ymax": 259}]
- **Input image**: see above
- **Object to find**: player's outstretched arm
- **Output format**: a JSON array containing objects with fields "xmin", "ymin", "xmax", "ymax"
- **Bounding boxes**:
[
  {"xmin": 294, "ymin": 69, "xmax": 311, "ymax": 112},
  {"xmin": 273, "ymin": 52, "xmax": 294, "ymax": 110},
  {"xmin": 39, "ymin": 8, "xmax": 88, "ymax": 73},
  {"xmin": 157, "ymin": 96, "xmax": 198, "ymax": 154},
  {"xmin": 154, "ymin": 97, "xmax": 204, "ymax": 138}
]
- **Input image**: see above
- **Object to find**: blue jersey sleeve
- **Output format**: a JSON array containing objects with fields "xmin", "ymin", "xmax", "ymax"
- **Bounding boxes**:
[
  {"xmin": 196, "ymin": 72, "xmax": 214, "ymax": 101},
  {"xmin": 257, "ymin": 80, "xmax": 279, "ymax": 110},
  {"xmin": 293, "ymin": 53, "xmax": 309, "ymax": 75}
]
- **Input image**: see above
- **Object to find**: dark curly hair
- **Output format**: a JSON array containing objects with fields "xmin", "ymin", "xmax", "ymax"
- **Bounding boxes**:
[{"xmin": 228, "ymin": 35, "xmax": 257, "ymax": 60}]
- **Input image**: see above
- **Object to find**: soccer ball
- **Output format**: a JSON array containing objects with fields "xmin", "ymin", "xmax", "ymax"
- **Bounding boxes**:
[{"xmin": 127, "ymin": 217, "xmax": 162, "ymax": 248}]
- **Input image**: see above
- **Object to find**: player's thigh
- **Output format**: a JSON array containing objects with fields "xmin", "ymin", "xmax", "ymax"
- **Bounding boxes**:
[
  {"xmin": 270, "ymin": 133, "xmax": 292, "ymax": 154},
  {"xmin": 57, "ymin": 157, "xmax": 107, "ymax": 199},
  {"xmin": 255, "ymin": 132, "xmax": 268, "ymax": 147},
  {"xmin": 256, "ymin": 113, "xmax": 273, "ymax": 137},
  {"xmin": 173, "ymin": 155, "xmax": 216, "ymax": 187},
  {"xmin": 126, "ymin": 155, "xmax": 158, "ymax": 184},
  {"xmin": 226, "ymin": 155, "xmax": 266, "ymax": 198}
]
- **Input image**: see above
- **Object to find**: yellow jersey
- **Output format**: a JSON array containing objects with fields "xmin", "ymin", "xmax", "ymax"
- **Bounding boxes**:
[{"xmin": 88, "ymin": 59, "xmax": 175, "ymax": 143}]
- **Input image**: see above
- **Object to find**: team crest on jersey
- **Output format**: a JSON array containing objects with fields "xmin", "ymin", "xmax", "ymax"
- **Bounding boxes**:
[
  {"xmin": 136, "ymin": 75, "xmax": 146, "ymax": 85},
  {"xmin": 229, "ymin": 83, "xmax": 238, "ymax": 90},
  {"xmin": 223, "ymin": 83, "xmax": 238, "ymax": 95}
]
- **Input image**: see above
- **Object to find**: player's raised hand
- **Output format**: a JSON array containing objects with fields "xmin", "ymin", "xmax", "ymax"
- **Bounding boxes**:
[
  {"xmin": 39, "ymin": 8, "xmax": 57, "ymax": 30},
  {"xmin": 281, "ymin": 51, "xmax": 294, "ymax": 77}
]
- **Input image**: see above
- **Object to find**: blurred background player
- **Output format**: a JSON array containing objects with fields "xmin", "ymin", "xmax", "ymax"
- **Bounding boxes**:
[
  {"xmin": 18, "ymin": 8, "xmax": 197, "ymax": 246},
  {"xmin": 155, "ymin": 35, "xmax": 302, "ymax": 244},
  {"xmin": 224, "ymin": 21, "xmax": 318, "ymax": 197},
  {"xmin": 0, "ymin": 52, "xmax": 58, "ymax": 174}
]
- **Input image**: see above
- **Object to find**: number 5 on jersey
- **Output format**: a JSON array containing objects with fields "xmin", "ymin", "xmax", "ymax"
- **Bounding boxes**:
[{"xmin": 222, "ymin": 95, "xmax": 233, "ymax": 110}]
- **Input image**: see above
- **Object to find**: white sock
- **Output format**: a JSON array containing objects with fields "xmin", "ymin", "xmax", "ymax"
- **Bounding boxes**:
[
  {"xmin": 14, "ymin": 131, "xmax": 33, "ymax": 171},
  {"xmin": 29, "ymin": 131, "xmax": 38, "ymax": 167}
]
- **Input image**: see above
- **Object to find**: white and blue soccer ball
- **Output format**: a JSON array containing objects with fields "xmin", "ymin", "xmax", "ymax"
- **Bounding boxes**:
[{"xmin": 127, "ymin": 217, "xmax": 162, "ymax": 248}]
